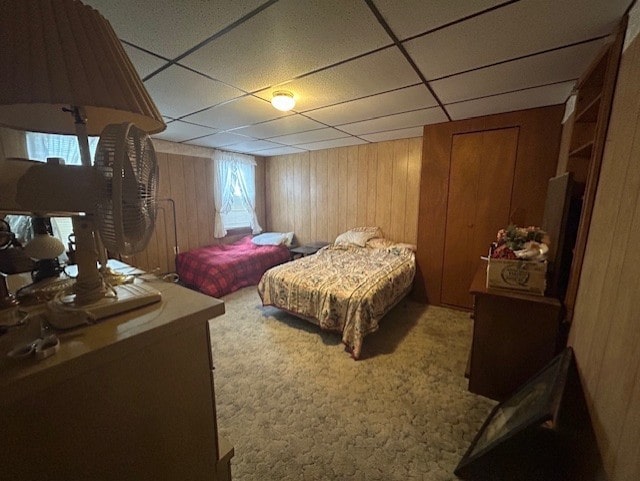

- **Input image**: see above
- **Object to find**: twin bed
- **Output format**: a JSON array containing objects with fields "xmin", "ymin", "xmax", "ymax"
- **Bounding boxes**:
[
  {"xmin": 176, "ymin": 235, "xmax": 291, "ymax": 298},
  {"xmin": 177, "ymin": 228, "xmax": 416, "ymax": 359}
]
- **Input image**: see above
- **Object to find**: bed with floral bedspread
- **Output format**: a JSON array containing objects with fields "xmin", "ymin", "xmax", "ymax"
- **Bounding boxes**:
[{"xmin": 257, "ymin": 242, "xmax": 416, "ymax": 359}]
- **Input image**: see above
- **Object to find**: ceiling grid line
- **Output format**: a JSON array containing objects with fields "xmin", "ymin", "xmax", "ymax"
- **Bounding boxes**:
[
  {"xmin": 400, "ymin": 0, "xmax": 522, "ymax": 44},
  {"xmin": 430, "ymin": 35, "xmax": 610, "ymax": 83},
  {"xmin": 142, "ymin": 0, "xmax": 281, "ymax": 82},
  {"xmin": 364, "ymin": 0, "xmax": 452, "ymax": 121},
  {"xmin": 83, "ymin": 0, "xmax": 632, "ymax": 153}
]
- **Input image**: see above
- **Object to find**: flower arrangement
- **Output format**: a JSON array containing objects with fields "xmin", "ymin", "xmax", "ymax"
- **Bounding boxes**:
[{"xmin": 490, "ymin": 225, "xmax": 550, "ymax": 261}]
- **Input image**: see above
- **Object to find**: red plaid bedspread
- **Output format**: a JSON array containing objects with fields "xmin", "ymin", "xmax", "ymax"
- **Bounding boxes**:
[{"xmin": 176, "ymin": 236, "xmax": 290, "ymax": 298}]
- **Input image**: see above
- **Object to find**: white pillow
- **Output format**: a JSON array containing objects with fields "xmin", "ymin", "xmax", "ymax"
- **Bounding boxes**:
[
  {"xmin": 365, "ymin": 237, "xmax": 417, "ymax": 252},
  {"xmin": 251, "ymin": 232, "xmax": 287, "ymax": 246},
  {"xmin": 365, "ymin": 237, "xmax": 395, "ymax": 249},
  {"xmin": 334, "ymin": 229, "xmax": 377, "ymax": 247},
  {"xmin": 282, "ymin": 232, "xmax": 295, "ymax": 247},
  {"xmin": 395, "ymin": 242, "xmax": 417, "ymax": 252},
  {"xmin": 349, "ymin": 226, "xmax": 383, "ymax": 238}
]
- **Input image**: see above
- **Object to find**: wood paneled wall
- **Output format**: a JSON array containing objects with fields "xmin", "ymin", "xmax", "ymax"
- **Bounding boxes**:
[
  {"xmin": 568, "ymin": 14, "xmax": 640, "ymax": 481},
  {"xmin": 129, "ymin": 137, "xmax": 417, "ymax": 273},
  {"xmin": 264, "ymin": 138, "xmax": 422, "ymax": 246},
  {"xmin": 128, "ymin": 150, "xmax": 266, "ymax": 274},
  {"xmin": 415, "ymin": 105, "xmax": 564, "ymax": 305}
]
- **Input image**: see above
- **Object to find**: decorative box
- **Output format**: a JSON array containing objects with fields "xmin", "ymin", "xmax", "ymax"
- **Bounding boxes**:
[{"xmin": 486, "ymin": 258, "xmax": 547, "ymax": 296}]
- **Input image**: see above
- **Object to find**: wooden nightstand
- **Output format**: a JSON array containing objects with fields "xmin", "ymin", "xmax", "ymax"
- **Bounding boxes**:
[{"xmin": 289, "ymin": 241, "xmax": 330, "ymax": 259}]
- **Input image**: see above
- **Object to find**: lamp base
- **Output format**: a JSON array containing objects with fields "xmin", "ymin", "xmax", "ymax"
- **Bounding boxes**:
[{"xmin": 32, "ymin": 258, "xmax": 63, "ymax": 283}]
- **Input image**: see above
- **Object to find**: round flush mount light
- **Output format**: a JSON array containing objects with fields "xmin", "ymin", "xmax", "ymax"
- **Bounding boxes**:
[{"xmin": 271, "ymin": 90, "xmax": 296, "ymax": 112}]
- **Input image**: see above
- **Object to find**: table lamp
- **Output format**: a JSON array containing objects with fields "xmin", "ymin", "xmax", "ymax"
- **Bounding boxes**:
[
  {"xmin": 0, "ymin": 0, "xmax": 166, "ymax": 164},
  {"xmin": 0, "ymin": 0, "xmax": 165, "ymax": 166},
  {"xmin": 23, "ymin": 217, "xmax": 66, "ymax": 283},
  {"xmin": 0, "ymin": 0, "xmax": 166, "ymax": 304}
]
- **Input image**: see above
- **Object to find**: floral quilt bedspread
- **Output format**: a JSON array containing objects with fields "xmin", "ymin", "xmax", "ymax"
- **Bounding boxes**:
[{"xmin": 257, "ymin": 244, "xmax": 416, "ymax": 359}]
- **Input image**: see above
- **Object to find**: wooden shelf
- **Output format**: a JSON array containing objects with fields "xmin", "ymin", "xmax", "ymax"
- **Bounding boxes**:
[
  {"xmin": 562, "ymin": 21, "xmax": 625, "ymax": 323},
  {"xmin": 566, "ymin": 161, "xmax": 589, "ymax": 184},
  {"xmin": 569, "ymin": 121, "xmax": 596, "ymax": 152},
  {"xmin": 569, "ymin": 140, "xmax": 594, "ymax": 159},
  {"xmin": 575, "ymin": 94, "xmax": 601, "ymax": 123}
]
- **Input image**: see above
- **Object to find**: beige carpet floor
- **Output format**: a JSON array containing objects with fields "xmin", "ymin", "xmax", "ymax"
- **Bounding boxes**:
[{"xmin": 208, "ymin": 286, "xmax": 496, "ymax": 481}]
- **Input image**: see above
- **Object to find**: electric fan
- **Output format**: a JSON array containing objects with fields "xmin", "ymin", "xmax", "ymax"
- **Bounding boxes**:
[
  {"xmin": 94, "ymin": 123, "xmax": 158, "ymax": 257},
  {"xmin": 0, "ymin": 123, "xmax": 161, "ymax": 327}
]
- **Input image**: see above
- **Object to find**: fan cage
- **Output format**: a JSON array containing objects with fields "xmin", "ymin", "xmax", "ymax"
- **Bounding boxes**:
[{"xmin": 94, "ymin": 123, "xmax": 158, "ymax": 256}]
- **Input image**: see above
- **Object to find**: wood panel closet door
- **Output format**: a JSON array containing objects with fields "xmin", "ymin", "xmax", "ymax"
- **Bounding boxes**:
[{"xmin": 441, "ymin": 128, "xmax": 519, "ymax": 309}]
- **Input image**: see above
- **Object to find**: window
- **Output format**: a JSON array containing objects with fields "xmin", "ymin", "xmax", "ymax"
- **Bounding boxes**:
[
  {"xmin": 221, "ymin": 167, "xmax": 254, "ymax": 229},
  {"xmin": 213, "ymin": 150, "xmax": 262, "ymax": 238},
  {"xmin": 26, "ymin": 132, "xmax": 98, "ymax": 166},
  {"xmin": 18, "ymin": 132, "xmax": 99, "ymax": 249}
]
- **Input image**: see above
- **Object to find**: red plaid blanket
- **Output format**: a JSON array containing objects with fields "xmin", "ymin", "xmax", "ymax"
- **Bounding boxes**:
[{"xmin": 176, "ymin": 236, "xmax": 290, "ymax": 298}]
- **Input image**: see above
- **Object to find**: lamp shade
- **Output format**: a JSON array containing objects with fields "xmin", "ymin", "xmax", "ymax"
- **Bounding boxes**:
[{"xmin": 0, "ymin": 0, "xmax": 165, "ymax": 135}]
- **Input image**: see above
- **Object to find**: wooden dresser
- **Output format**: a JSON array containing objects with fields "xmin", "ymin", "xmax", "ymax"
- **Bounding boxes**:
[
  {"xmin": 468, "ymin": 262, "xmax": 563, "ymax": 401},
  {"xmin": 0, "ymin": 271, "xmax": 233, "ymax": 480}
]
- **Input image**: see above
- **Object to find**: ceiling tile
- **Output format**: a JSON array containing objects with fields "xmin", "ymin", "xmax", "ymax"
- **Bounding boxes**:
[
  {"xmin": 431, "ymin": 40, "xmax": 604, "ymax": 104},
  {"xmin": 304, "ymin": 84, "xmax": 437, "ymax": 125},
  {"xmin": 122, "ymin": 44, "xmax": 168, "ymax": 79},
  {"xmin": 144, "ymin": 65, "xmax": 245, "ymax": 118},
  {"xmin": 181, "ymin": 0, "xmax": 390, "ymax": 92},
  {"xmin": 152, "ymin": 120, "xmax": 218, "ymax": 143},
  {"xmin": 338, "ymin": 107, "xmax": 447, "ymax": 135},
  {"xmin": 225, "ymin": 139, "xmax": 284, "ymax": 153},
  {"xmin": 186, "ymin": 132, "xmax": 253, "ymax": 148},
  {"xmin": 231, "ymin": 114, "xmax": 326, "ymax": 139},
  {"xmin": 374, "ymin": 0, "xmax": 505, "ymax": 40},
  {"xmin": 84, "ymin": 0, "xmax": 268, "ymax": 58},
  {"xmin": 360, "ymin": 126, "xmax": 425, "ymax": 143},
  {"xmin": 254, "ymin": 47, "xmax": 421, "ymax": 112},
  {"xmin": 182, "ymin": 95, "xmax": 289, "ymax": 130},
  {"xmin": 404, "ymin": 0, "xmax": 630, "ymax": 79},
  {"xmin": 295, "ymin": 137, "xmax": 368, "ymax": 151},
  {"xmin": 78, "ymin": 0, "xmax": 629, "ymax": 156},
  {"xmin": 253, "ymin": 146, "xmax": 308, "ymax": 157},
  {"xmin": 268, "ymin": 128, "xmax": 348, "ymax": 146},
  {"xmin": 445, "ymin": 81, "xmax": 576, "ymax": 120}
]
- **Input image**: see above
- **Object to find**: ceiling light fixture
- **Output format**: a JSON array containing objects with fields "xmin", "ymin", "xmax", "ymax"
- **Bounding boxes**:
[{"xmin": 271, "ymin": 91, "xmax": 296, "ymax": 112}]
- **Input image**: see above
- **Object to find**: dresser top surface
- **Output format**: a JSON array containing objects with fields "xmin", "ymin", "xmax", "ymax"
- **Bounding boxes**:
[
  {"xmin": 470, "ymin": 260, "xmax": 562, "ymax": 307},
  {"xmin": 0, "ymin": 264, "xmax": 224, "ymax": 402}
]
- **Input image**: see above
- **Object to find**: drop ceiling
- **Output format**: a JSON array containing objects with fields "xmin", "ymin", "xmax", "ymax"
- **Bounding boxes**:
[{"xmin": 85, "ymin": 0, "xmax": 632, "ymax": 157}]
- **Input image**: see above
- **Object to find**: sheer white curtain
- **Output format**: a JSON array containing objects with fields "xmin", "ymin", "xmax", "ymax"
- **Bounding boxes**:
[
  {"xmin": 213, "ymin": 150, "xmax": 236, "ymax": 238},
  {"xmin": 235, "ymin": 160, "xmax": 262, "ymax": 234},
  {"xmin": 212, "ymin": 150, "xmax": 262, "ymax": 238}
]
